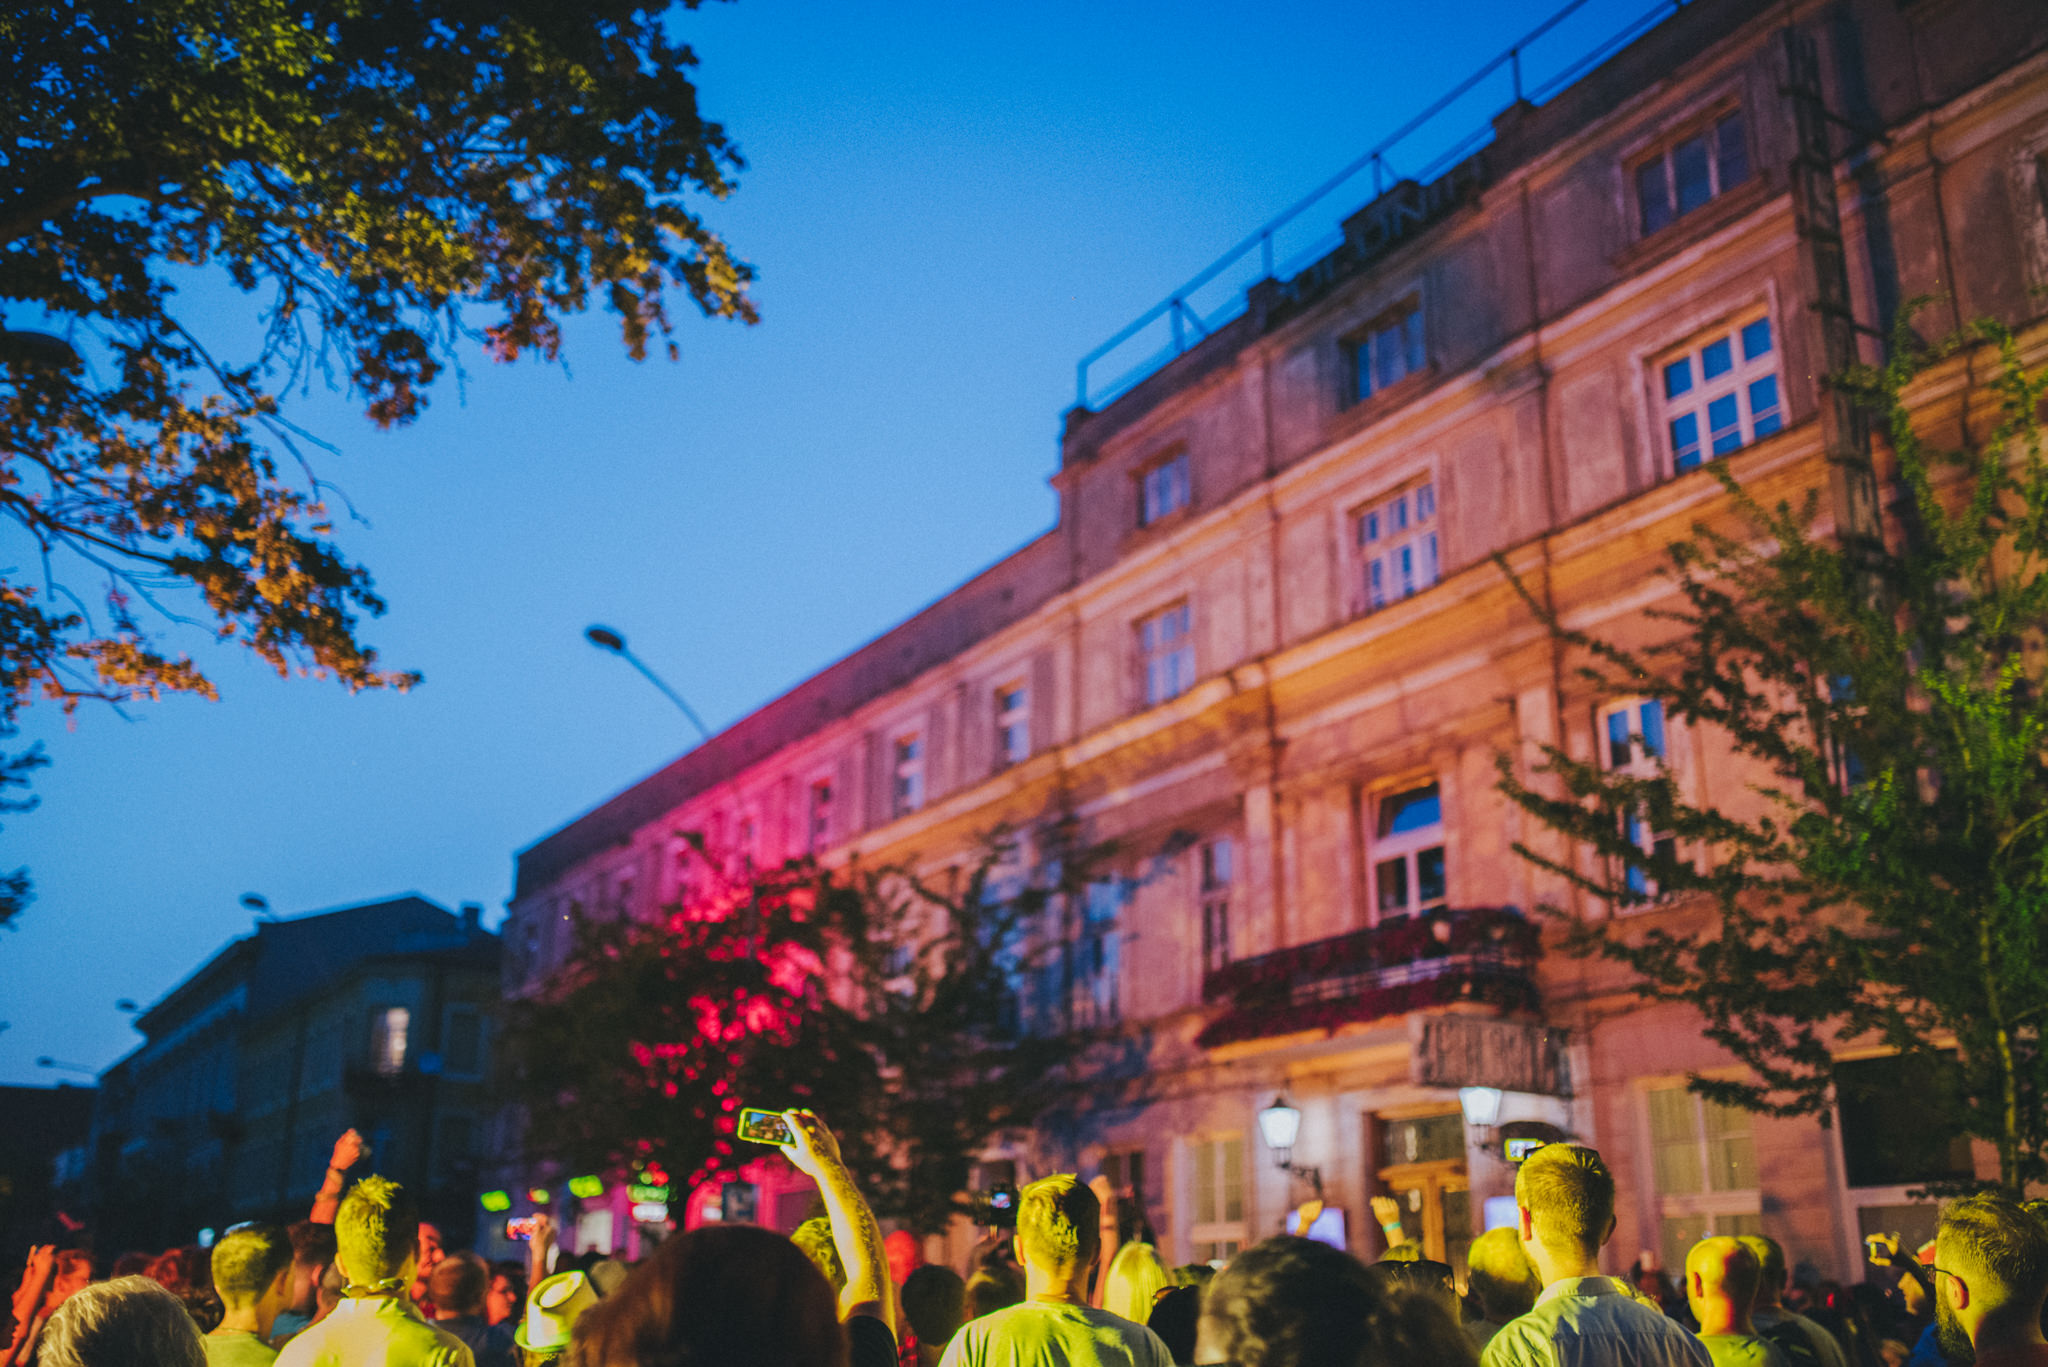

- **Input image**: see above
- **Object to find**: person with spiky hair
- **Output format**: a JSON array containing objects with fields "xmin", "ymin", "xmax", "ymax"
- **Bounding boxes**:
[
  {"xmin": 207, "ymin": 1225, "xmax": 295, "ymax": 1367},
  {"xmin": 275, "ymin": 1176, "xmax": 472, "ymax": 1367}
]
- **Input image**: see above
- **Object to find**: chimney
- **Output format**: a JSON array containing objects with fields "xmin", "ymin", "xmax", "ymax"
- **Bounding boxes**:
[{"xmin": 460, "ymin": 902, "xmax": 483, "ymax": 933}]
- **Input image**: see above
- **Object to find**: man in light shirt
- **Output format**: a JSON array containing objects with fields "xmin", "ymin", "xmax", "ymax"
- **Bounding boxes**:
[
  {"xmin": 276, "ymin": 1175, "xmax": 473, "ymax": 1367},
  {"xmin": 937, "ymin": 1175, "xmax": 1171, "ymax": 1367},
  {"xmin": 1738, "ymin": 1236, "xmax": 1845, "ymax": 1367},
  {"xmin": 1480, "ymin": 1144, "xmax": 1710, "ymax": 1367},
  {"xmin": 1684, "ymin": 1238, "xmax": 1788, "ymax": 1367}
]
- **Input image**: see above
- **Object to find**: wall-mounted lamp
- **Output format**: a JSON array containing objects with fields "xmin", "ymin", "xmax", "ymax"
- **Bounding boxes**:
[
  {"xmin": 1459, "ymin": 1086, "xmax": 1504, "ymax": 1128},
  {"xmin": 1257, "ymin": 1094, "xmax": 1324, "ymax": 1198}
]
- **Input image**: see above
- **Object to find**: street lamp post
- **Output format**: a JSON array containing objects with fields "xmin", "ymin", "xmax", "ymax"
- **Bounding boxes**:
[{"xmin": 584, "ymin": 626, "xmax": 713, "ymax": 743}]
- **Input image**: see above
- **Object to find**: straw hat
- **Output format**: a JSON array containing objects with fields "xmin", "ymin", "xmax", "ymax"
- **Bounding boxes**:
[{"xmin": 514, "ymin": 1270, "xmax": 598, "ymax": 1354}]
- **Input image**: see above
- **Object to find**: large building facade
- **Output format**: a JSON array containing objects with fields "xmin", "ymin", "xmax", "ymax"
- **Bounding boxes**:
[
  {"xmin": 88, "ymin": 896, "xmax": 500, "ymax": 1249},
  {"xmin": 507, "ymin": 0, "xmax": 2048, "ymax": 1281}
]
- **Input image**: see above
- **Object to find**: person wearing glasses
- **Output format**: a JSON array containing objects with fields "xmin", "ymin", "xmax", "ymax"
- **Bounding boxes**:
[{"xmin": 1931, "ymin": 1192, "xmax": 2048, "ymax": 1367}]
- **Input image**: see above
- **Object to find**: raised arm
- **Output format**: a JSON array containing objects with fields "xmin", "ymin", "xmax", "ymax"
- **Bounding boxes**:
[
  {"xmin": 3, "ymin": 1247, "xmax": 56, "ymax": 1367},
  {"xmin": 309, "ymin": 1129, "xmax": 367, "ymax": 1224},
  {"xmin": 781, "ymin": 1109, "xmax": 896, "ymax": 1335},
  {"xmin": 1370, "ymin": 1195, "xmax": 1409, "ymax": 1251}
]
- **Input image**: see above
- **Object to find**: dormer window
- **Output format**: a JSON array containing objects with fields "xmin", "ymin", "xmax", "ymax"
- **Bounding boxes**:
[
  {"xmin": 1346, "ymin": 301, "xmax": 1425, "ymax": 405},
  {"xmin": 1635, "ymin": 110, "xmax": 1750, "ymax": 236},
  {"xmin": 1139, "ymin": 452, "xmax": 1190, "ymax": 527}
]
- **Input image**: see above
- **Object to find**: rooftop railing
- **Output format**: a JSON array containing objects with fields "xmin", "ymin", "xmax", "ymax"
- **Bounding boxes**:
[{"xmin": 1074, "ymin": 0, "xmax": 1694, "ymax": 413}]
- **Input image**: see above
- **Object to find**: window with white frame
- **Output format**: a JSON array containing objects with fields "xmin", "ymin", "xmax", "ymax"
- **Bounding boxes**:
[
  {"xmin": 892, "ymin": 734, "xmax": 925, "ymax": 818},
  {"xmin": 369, "ymin": 1007, "xmax": 410, "ymax": 1076},
  {"xmin": 1139, "ymin": 452, "xmax": 1191, "ymax": 527},
  {"xmin": 1657, "ymin": 311, "xmax": 1784, "ymax": 473},
  {"xmin": 807, "ymin": 778, "xmax": 833, "ymax": 853},
  {"xmin": 1372, "ymin": 783, "xmax": 1446, "ymax": 921},
  {"xmin": 1645, "ymin": 1082, "xmax": 1760, "ymax": 1271},
  {"xmin": 1600, "ymin": 698, "xmax": 1677, "ymax": 901},
  {"xmin": 1200, "ymin": 838, "xmax": 1233, "ymax": 976},
  {"xmin": 1355, "ymin": 481, "xmax": 1439, "ymax": 613},
  {"xmin": 1348, "ymin": 301, "xmax": 1426, "ymax": 404},
  {"xmin": 995, "ymin": 682, "xmax": 1030, "ymax": 768},
  {"xmin": 1635, "ymin": 108, "xmax": 1751, "ymax": 236},
  {"xmin": 1139, "ymin": 602, "xmax": 1195, "ymax": 706},
  {"xmin": 1188, "ymin": 1134, "xmax": 1247, "ymax": 1263}
]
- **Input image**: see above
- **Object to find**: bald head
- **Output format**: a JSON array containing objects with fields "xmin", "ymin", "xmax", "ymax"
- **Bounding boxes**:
[{"xmin": 1686, "ymin": 1237, "xmax": 1760, "ymax": 1335}]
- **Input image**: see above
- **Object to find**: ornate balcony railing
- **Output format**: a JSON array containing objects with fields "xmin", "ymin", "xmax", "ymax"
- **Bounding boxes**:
[{"xmin": 1196, "ymin": 905, "xmax": 1540, "ymax": 1049}]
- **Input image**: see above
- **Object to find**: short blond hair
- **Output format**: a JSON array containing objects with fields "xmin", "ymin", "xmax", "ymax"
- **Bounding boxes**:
[
  {"xmin": 1016, "ymin": 1175, "xmax": 1099, "ymax": 1271},
  {"xmin": 335, "ymin": 1175, "xmax": 419, "ymax": 1287},
  {"xmin": 1515, "ymin": 1144, "xmax": 1614, "ymax": 1257}
]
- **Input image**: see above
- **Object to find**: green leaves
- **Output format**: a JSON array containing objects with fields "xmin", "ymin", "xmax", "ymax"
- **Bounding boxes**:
[
  {"xmin": 1498, "ymin": 308, "xmax": 2048, "ymax": 1189},
  {"xmin": 0, "ymin": 0, "xmax": 755, "ymax": 800}
]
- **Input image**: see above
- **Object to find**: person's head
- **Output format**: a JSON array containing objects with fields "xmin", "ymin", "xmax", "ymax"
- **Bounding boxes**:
[
  {"xmin": 211, "ymin": 1224, "xmax": 295, "ymax": 1331},
  {"xmin": 1515, "ymin": 1144, "xmax": 1617, "ymax": 1278},
  {"xmin": 1736, "ymin": 1235, "xmax": 1787, "ymax": 1308},
  {"xmin": 1685, "ymin": 1237, "xmax": 1761, "ymax": 1334},
  {"xmin": 900, "ymin": 1264, "xmax": 965, "ymax": 1359},
  {"xmin": 316, "ymin": 1262, "xmax": 346, "ymax": 1318},
  {"xmin": 44, "ymin": 1250, "xmax": 94, "ymax": 1311},
  {"xmin": 110, "ymin": 1252, "xmax": 151, "ymax": 1280},
  {"xmin": 429, "ymin": 1251, "xmax": 490, "ymax": 1319},
  {"xmin": 1936, "ymin": 1191, "xmax": 2048, "ymax": 1357},
  {"xmin": 38, "ymin": 1276, "xmax": 205, "ymax": 1367},
  {"xmin": 1102, "ymin": 1242, "xmax": 1171, "ymax": 1325},
  {"xmin": 486, "ymin": 1264, "xmax": 525, "ymax": 1326},
  {"xmin": 286, "ymin": 1221, "xmax": 339, "ymax": 1313},
  {"xmin": 1198, "ymin": 1236, "xmax": 1476, "ymax": 1367},
  {"xmin": 335, "ymin": 1174, "xmax": 421, "ymax": 1293},
  {"xmin": 964, "ymin": 1266, "xmax": 1023, "ymax": 1320},
  {"xmin": 569, "ymin": 1225, "xmax": 845, "ymax": 1367},
  {"xmin": 1014, "ymin": 1175, "xmax": 1100, "ymax": 1282},
  {"xmin": 790, "ymin": 1216, "xmax": 847, "ymax": 1293},
  {"xmin": 1148, "ymin": 1284, "xmax": 1201, "ymax": 1365},
  {"xmin": 1365, "ymin": 1258, "xmax": 1457, "ymax": 1322},
  {"xmin": 416, "ymin": 1223, "xmax": 445, "ymax": 1273},
  {"xmin": 1467, "ymin": 1227, "xmax": 1541, "ymax": 1324},
  {"xmin": 1171, "ymin": 1263, "xmax": 1215, "ymax": 1290}
]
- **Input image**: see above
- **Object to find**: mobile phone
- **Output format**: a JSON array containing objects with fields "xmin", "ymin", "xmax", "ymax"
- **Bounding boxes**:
[
  {"xmin": 737, "ymin": 1108, "xmax": 793, "ymax": 1146},
  {"xmin": 1505, "ymin": 1137, "xmax": 1547, "ymax": 1162},
  {"xmin": 504, "ymin": 1216, "xmax": 542, "ymax": 1242}
]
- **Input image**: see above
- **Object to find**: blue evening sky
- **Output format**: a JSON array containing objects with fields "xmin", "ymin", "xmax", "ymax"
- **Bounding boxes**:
[{"xmin": 1, "ymin": 0, "xmax": 1660, "ymax": 1083}]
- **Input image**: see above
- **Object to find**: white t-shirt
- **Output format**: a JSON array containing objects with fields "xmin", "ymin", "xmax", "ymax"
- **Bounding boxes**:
[{"xmin": 937, "ymin": 1300, "xmax": 1174, "ymax": 1367}]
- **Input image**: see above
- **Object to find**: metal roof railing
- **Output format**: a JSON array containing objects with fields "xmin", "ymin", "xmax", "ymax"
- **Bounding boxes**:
[{"xmin": 1074, "ymin": 0, "xmax": 1692, "ymax": 413}]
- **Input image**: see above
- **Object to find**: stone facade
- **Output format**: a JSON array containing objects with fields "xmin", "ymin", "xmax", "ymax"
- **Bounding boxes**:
[{"xmin": 507, "ymin": 0, "xmax": 2048, "ymax": 1280}]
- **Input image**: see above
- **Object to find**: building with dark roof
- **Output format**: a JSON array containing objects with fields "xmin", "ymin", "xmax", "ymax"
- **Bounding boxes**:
[{"xmin": 86, "ymin": 896, "xmax": 499, "ymax": 1250}]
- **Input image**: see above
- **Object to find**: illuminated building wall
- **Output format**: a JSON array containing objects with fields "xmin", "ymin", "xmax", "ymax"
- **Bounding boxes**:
[{"xmin": 508, "ymin": 0, "xmax": 2048, "ymax": 1276}]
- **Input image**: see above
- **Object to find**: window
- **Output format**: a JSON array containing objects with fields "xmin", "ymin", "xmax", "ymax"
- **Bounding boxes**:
[
  {"xmin": 995, "ymin": 683, "xmax": 1030, "ymax": 768},
  {"xmin": 1200, "ymin": 838, "xmax": 1234, "ymax": 976},
  {"xmin": 808, "ymin": 778, "xmax": 833, "ymax": 853},
  {"xmin": 1600, "ymin": 699, "xmax": 1677, "ymax": 900},
  {"xmin": 369, "ymin": 1007, "xmax": 410, "ymax": 1076},
  {"xmin": 1646, "ymin": 1082, "xmax": 1760, "ymax": 1271},
  {"xmin": 1635, "ymin": 110, "xmax": 1751, "ymax": 236},
  {"xmin": 1356, "ymin": 481, "xmax": 1439, "ymax": 612},
  {"xmin": 1348, "ymin": 302, "xmax": 1426, "ymax": 403},
  {"xmin": 443, "ymin": 1007, "xmax": 482, "ymax": 1077},
  {"xmin": 1657, "ymin": 311, "xmax": 1783, "ymax": 473},
  {"xmin": 1074, "ymin": 879, "xmax": 1123, "ymax": 1028},
  {"xmin": 1139, "ymin": 602, "xmax": 1195, "ymax": 706},
  {"xmin": 892, "ymin": 734, "xmax": 924, "ymax": 818},
  {"xmin": 1189, "ymin": 1134, "xmax": 1246, "ymax": 1263},
  {"xmin": 1373, "ymin": 783, "xmax": 1446, "ymax": 921},
  {"xmin": 1139, "ymin": 453, "xmax": 1191, "ymax": 526}
]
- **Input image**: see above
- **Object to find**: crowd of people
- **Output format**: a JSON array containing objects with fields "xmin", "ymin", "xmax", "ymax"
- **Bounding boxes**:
[{"xmin": 8, "ymin": 1120, "xmax": 2048, "ymax": 1367}]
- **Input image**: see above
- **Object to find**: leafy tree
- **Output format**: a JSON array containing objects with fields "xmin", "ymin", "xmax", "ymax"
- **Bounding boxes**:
[
  {"xmin": 1497, "ymin": 312, "xmax": 2048, "ymax": 1190},
  {"xmin": 506, "ymin": 827, "xmax": 1088, "ymax": 1234},
  {"xmin": 0, "ymin": 0, "xmax": 755, "ymax": 925}
]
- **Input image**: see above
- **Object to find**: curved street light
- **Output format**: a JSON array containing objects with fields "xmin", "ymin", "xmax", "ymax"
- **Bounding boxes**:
[{"xmin": 584, "ymin": 625, "xmax": 713, "ymax": 743}]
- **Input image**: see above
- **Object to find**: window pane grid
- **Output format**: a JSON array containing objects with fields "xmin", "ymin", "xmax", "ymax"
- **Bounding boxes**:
[
  {"xmin": 1637, "ymin": 111, "xmax": 1751, "ymax": 235},
  {"xmin": 1353, "ymin": 304, "xmax": 1426, "ymax": 401},
  {"xmin": 1140, "ymin": 603, "xmax": 1195, "ymax": 705},
  {"xmin": 1357, "ymin": 483, "xmax": 1440, "ymax": 613},
  {"xmin": 1656, "ymin": 313, "xmax": 1780, "ymax": 474}
]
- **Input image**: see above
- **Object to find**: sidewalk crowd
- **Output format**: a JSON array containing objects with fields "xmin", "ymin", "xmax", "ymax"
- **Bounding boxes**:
[{"xmin": 7, "ymin": 1118, "xmax": 2047, "ymax": 1367}]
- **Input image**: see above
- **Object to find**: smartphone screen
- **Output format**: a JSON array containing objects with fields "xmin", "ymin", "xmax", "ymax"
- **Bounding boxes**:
[
  {"xmin": 504, "ymin": 1216, "xmax": 539, "ymax": 1242},
  {"xmin": 736, "ymin": 1108, "xmax": 794, "ymax": 1146}
]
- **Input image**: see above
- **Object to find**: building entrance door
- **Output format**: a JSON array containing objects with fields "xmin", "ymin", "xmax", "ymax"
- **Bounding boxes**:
[{"xmin": 1376, "ymin": 1109, "xmax": 1473, "ymax": 1281}]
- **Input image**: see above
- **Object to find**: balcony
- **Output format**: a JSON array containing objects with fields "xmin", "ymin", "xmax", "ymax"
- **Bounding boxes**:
[{"xmin": 1196, "ymin": 906, "xmax": 1539, "ymax": 1049}]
